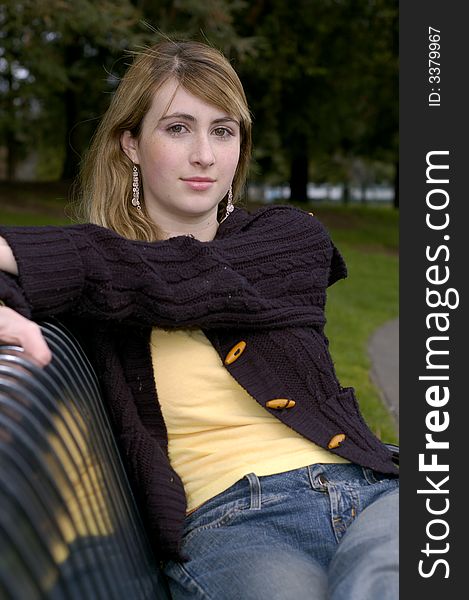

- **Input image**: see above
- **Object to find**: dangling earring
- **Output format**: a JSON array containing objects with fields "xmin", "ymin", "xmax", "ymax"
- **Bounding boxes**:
[
  {"xmin": 220, "ymin": 185, "xmax": 234, "ymax": 223},
  {"xmin": 131, "ymin": 164, "xmax": 142, "ymax": 211}
]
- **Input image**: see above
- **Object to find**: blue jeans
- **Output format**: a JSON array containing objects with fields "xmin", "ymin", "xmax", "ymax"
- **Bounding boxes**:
[{"xmin": 163, "ymin": 463, "xmax": 399, "ymax": 599}]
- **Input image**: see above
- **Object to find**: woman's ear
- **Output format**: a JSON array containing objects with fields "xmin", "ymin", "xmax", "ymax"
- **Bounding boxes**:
[{"xmin": 120, "ymin": 130, "xmax": 140, "ymax": 164}]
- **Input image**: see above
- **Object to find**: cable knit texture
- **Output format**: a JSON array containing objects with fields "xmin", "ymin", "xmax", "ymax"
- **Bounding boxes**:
[{"xmin": 0, "ymin": 205, "xmax": 397, "ymax": 561}]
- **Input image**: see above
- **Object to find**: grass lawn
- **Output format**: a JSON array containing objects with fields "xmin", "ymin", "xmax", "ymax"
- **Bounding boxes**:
[
  {"xmin": 0, "ymin": 212, "xmax": 70, "ymax": 226},
  {"xmin": 308, "ymin": 203, "xmax": 399, "ymax": 444},
  {"xmin": 0, "ymin": 181, "xmax": 72, "ymax": 226},
  {"xmin": 1, "ymin": 188, "xmax": 399, "ymax": 443}
]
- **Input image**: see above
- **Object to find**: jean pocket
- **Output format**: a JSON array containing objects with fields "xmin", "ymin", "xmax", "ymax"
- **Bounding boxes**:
[
  {"xmin": 362, "ymin": 467, "xmax": 400, "ymax": 486},
  {"xmin": 183, "ymin": 498, "xmax": 247, "ymax": 542}
]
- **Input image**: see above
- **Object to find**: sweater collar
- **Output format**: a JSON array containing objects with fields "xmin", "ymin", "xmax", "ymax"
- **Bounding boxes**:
[{"xmin": 215, "ymin": 204, "xmax": 273, "ymax": 240}]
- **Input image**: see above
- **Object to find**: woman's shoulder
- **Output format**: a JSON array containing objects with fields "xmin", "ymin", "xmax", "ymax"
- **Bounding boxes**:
[
  {"xmin": 225, "ymin": 204, "xmax": 330, "ymax": 241},
  {"xmin": 235, "ymin": 202, "xmax": 313, "ymax": 218}
]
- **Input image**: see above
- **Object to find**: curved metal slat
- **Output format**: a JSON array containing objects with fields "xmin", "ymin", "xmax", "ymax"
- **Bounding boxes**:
[
  {"xmin": 0, "ymin": 393, "xmax": 109, "ymax": 599},
  {"xmin": 0, "ymin": 321, "xmax": 171, "ymax": 599}
]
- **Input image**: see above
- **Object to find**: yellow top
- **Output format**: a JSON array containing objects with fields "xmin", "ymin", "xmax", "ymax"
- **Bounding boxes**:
[{"xmin": 150, "ymin": 327, "xmax": 348, "ymax": 513}]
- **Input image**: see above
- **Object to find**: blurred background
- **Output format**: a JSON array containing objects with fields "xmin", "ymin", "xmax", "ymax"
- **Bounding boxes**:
[
  {"xmin": 0, "ymin": 0, "xmax": 397, "ymax": 205},
  {"xmin": 0, "ymin": 0, "xmax": 398, "ymax": 441}
]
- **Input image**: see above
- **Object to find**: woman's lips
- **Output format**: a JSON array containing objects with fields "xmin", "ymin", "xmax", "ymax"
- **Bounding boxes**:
[{"xmin": 182, "ymin": 178, "xmax": 215, "ymax": 191}]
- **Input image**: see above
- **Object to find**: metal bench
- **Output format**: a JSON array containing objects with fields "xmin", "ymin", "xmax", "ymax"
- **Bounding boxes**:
[{"xmin": 0, "ymin": 320, "xmax": 172, "ymax": 599}]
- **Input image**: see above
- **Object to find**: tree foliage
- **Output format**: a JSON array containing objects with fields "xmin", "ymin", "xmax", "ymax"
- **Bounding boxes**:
[
  {"xmin": 0, "ymin": 0, "xmax": 397, "ymax": 204},
  {"xmin": 233, "ymin": 0, "xmax": 398, "ymax": 202}
]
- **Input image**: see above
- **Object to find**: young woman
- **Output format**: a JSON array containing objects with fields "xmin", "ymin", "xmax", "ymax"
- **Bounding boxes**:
[{"xmin": 0, "ymin": 40, "xmax": 398, "ymax": 599}]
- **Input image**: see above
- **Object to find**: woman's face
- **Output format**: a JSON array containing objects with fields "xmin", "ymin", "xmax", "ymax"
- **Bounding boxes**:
[{"xmin": 121, "ymin": 78, "xmax": 240, "ymax": 224}]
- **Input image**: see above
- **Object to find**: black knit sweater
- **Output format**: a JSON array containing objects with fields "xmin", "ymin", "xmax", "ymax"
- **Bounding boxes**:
[{"xmin": 0, "ymin": 205, "xmax": 398, "ymax": 561}]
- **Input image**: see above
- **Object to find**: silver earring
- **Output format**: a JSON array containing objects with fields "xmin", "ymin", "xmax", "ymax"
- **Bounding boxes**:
[
  {"xmin": 220, "ymin": 185, "xmax": 234, "ymax": 223},
  {"xmin": 131, "ymin": 164, "xmax": 142, "ymax": 211}
]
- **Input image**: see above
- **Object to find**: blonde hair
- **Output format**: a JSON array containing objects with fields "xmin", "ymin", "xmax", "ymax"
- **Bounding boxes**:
[{"xmin": 78, "ymin": 40, "xmax": 252, "ymax": 241}]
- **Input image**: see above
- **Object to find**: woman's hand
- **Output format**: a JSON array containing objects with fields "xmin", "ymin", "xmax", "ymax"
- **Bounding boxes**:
[
  {"xmin": 0, "ymin": 306, "xmax": 52, "ymax": 366},
  {"xmin": 0, "ymin": 236, "xmax": 18, "ymax": 275}
]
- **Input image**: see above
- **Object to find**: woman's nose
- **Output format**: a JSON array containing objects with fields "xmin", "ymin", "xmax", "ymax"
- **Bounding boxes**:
[{"xmin": 189, "ymin": 134, "xmax": 215, "ymax": 167}]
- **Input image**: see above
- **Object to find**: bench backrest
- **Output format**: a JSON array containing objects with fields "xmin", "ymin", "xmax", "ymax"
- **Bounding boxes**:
[{"xmin": 0, "ymin": 320, "xmax": 171, "ymax": 599}]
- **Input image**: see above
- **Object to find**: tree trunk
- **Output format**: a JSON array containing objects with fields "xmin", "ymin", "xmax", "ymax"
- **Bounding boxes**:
[
  {"xmin": 289, "ymin": 143, "xmax": 309, "ymax": 203},
  {"xmin": 5, "ymin": 67, "xmax": 17, "ymax": 181},
  {"xmin": 343, "ymin": 182, "xmax": 351, "ymax": 205},
  {"xmin": 5, "ymin": 127, "xmax": 17, "ymax": 181},
  {"xmin": 361, "ymin": 182, "xmax": 367, "ymax": 204},
  {"xmin": 60, "ymin": 85, "xmax": 81, "ymax": 181}
]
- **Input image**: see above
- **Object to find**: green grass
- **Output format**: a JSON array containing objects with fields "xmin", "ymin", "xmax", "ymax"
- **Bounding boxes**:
[
  {"xmin": 312, "ymin": 203, "xmax": 399, "ymax": 443},
  {"xmin": 0, "ymin": 182, "xmax": 72, "ymax": 226},
  {"xmin": 314, "ymin": 204, "xmax": 399, "ymax": 253},
  {"xmin": 1, "ymin": 190, "xmax": 399, "ymax": 442},
  {"xmin": 326, "ymin": 245, "xmax": 398, "ymax": 443},
  {"xmin": 0, "ymin": 211, "xmax": 70, "ymax": 226}
]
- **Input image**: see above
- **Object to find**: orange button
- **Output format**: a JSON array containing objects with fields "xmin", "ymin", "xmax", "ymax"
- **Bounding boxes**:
[
  {"xmin": 224, "ymin": 341, "xmax": 247, "ymax": 365},
  {"xmin": 265, "ymin": 399, "xmax": 296, "ymax": 410},
  {"xmin": 327, "ymin": 434, "xmax": 346, "ymax": 449}
]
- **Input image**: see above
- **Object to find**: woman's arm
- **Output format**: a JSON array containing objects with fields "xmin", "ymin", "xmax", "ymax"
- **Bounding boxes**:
[
  {"xmin": 0, "ymin": 208, "xmax": 341, "ymax": 329},
  {"xmin": 0, "ymin": 270, "xmax": 51, "ymax": 366},
  {"xmin": 0, "ymin": 223, "xmax": 251, "ymax": 326},
  {"xmin": 0, "ymin": 305, "xmax": 51, "ymax": 366}
]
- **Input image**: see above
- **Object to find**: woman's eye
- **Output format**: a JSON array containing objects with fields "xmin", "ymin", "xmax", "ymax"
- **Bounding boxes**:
[
  {"xmin": 213, "ymin": 127, "xmax": 232, "ymax": 138},
  {"xmin": 167, "ymin": 124, "xmax": 187, "ymax": 135}
]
